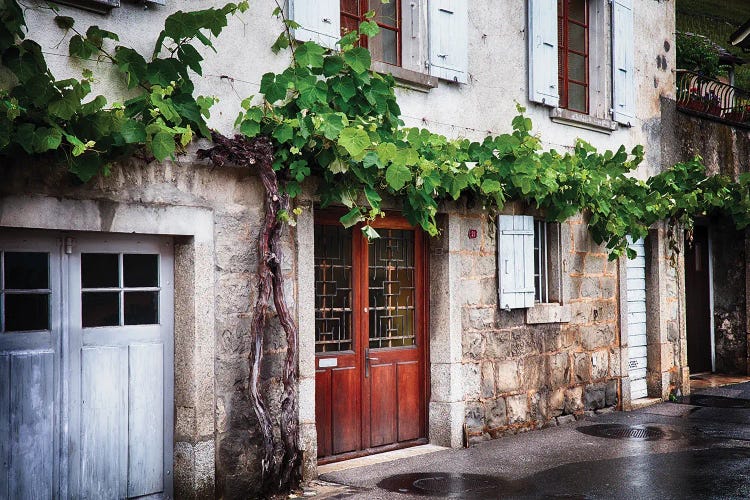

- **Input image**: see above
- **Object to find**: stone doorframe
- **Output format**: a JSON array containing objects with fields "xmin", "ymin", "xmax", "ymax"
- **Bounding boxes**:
[
  {"xmin": 295, "ymin": 207, "xmax": 466, "ymax": 480},
  {"xmin": 0, "ymin": 195, "xmax": 216, "ymax": 498},
  {"xmin": 618, "ymin": 221, "xmax": 689, "ymax": 409}
]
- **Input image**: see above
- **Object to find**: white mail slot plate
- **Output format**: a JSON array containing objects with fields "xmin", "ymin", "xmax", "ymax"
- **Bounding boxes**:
[{"xmin": 318, "ymin": 358, "xmax": 338, "ymax": 368}]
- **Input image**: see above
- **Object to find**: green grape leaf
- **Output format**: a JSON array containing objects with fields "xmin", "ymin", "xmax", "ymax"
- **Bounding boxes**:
[
  {"xmin": 294, "ymin": 42, "xmax": 326, "ymax": 68},
  {"xmin": 240, "ymin": 119, "xmax": 260, "ymax": 138},
  {"xmin": 120, "ymin": 119, "xmax": 147, "ymax": 143},
  {"xmin": 339, "ymin": 207, "xmax": 363, "ymax": 228},
  {"xmin": 260, "ymin": 72, "xmax": 289, "ymax": 103},
  {"xmin": 151, "ymin": 131, "xmax": 176, "ymax": 160},
  {"xmin": 385, "ymin": 163, "xmax": 412, "ymax": 191},
  {"xmin": 362, "ymin": 225, "xmax": 380, "ymax": 239},
  {"xmin": 338, "ymin": 127, "xmax": 371, "ymax": 157},
  {"xmin": 343, "ymin": 46, "xmax": 371, "ymax": 74},
  {"xmin": 317, "ymin": 113, "xmax": 347, "ymax": 140}
]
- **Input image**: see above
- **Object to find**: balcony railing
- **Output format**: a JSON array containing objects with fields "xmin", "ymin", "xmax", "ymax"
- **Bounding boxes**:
[{"xmin": 676, "ymin": 69, "xmax": 750, "ymax": 128}]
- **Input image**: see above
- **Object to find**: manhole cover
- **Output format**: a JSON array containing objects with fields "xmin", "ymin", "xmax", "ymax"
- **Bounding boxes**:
[
  {"xmin": 377, "ymin": 473, "xmax": 515, "ymax": 498},
  {"xmin": 675, "ymin": 394, "xmax": 750, "ymax": 409},
  {"xmin": 577, "ymin": 424, "xmax": 681, "ymax": 441}
]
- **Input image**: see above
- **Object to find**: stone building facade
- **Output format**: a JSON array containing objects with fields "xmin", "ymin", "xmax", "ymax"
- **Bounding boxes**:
[{"xmin": 0, "ymin": 0, "xmax": 691, "ymax": 498}]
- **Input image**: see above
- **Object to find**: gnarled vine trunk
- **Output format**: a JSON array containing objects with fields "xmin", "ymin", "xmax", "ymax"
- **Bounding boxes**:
[{"xmin": 198, "ymin": 133, "xmax": 301, "ymax": 495}]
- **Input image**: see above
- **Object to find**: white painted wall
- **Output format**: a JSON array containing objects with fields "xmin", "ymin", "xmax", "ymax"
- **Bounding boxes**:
[{"xmin": 21, "ymin": 0, "xmax": 673, "ymax": 179}]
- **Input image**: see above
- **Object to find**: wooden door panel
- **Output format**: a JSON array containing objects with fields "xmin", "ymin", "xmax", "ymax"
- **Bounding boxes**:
[
  {"xmin": 397, "ymin": 361, "xmax": 421, "ymax": 441},
  {"xmin": 331, "ymin": 367, "xmax": 361, "ymax": 454},
  {"xmin": 3, "ymin": 352, "xmax": 55, "ymax": 500},
  {"xmin": 127, "ymin": 343, "xmax": 164, "ymax": 498},
  {"xmin": 315, "ymin": 369, "xmax": 333, "ymax": 458},
  {"xmin": 0, "ymin": 354, "xmax": 7, "ymax": 499},
  {"xmin": 80, "ymin": 346, "xmax": 127, "ymax": 499},
  {"xmin": 369, "ymin": 363, "xmax": 397, "ymax": 447}
]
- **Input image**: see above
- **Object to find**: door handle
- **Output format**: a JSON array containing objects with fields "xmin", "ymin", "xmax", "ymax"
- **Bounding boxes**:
[{"xmin": 365, "ymin": 348, "xmax": 379, "ymax": 378}]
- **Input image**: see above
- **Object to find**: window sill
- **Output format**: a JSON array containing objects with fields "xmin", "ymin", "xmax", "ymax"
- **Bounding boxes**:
[
  {"xmin": 51, "ymin": 0, "xmax": 120, "ymax": 13},
  {"xmin": 371, "ymin": 61, "xmax": 438, "ymax": 93},
  {"xmin": 549, "ymin": 108, "xmax": 618, "ymax": 135},
  {"xmin": 526, "ymin": 303, "xmax": 571, "ymax": 324}
]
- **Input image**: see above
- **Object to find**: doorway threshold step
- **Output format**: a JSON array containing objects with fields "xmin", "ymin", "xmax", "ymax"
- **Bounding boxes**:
[
  {"xmin": 317, "ymin": 444, "xmax": 448, "ymax": 475},
  {"xmin": 630, "ymin": 397, "xmax": 662, "ymax": 410}
]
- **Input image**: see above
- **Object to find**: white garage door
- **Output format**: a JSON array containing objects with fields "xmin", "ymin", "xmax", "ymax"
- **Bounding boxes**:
[
  {"xmin": 627, "ymin": 237, "xmax": 648, "ymax": 400},
  {"xmin": 0, "ymin": 231, "xmax": 174, "ymax": 499}
]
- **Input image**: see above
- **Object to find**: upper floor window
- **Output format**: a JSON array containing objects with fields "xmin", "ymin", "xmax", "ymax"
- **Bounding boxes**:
[
  {"xmin": 289, "ymin": 0, "xmax": 469, "ymax": 84},
  {"xmin": 557, "ymin": 0, "xmax": 590, "ymax": 114},
  {"xmin": 528, "ymin": 0, "xmax": 635, "ymax": 126},
  {"xmin": 341, "ymin": 0, "xmax": 402, "ymax": 67}
]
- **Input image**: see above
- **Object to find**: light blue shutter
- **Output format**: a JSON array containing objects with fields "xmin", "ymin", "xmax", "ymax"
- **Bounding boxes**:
[
  {"xmin": 289, "ymin": 0, "xmax": 340, "ymax": 50},
  {"xmin": 625, "ymin": 236, "xmax": 648, "ymax": 399},
  {"xmin": 428, "ymin": 0, "xmax": 468, "ymax": 83},
  {"xmin": 528, "ymin": 0, "xmax": 559, "ymax": 107},
  {"xmin": 498, "ymin": 215, "xmax": 535, "ymax": 310},
  {"xmin": 612, "ymin": 0, "xmax": 635, "ymax": 125}
]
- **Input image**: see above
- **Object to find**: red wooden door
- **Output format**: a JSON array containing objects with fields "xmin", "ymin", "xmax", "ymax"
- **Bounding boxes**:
[{"xmin": 314, "ymin": 213, "xmax": 427, "ymax": 462}]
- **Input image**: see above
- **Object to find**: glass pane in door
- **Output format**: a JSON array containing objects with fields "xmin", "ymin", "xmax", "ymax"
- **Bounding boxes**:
[
  {"xmin": 1, "ymin": 251, "xmax": 51, "ymax": 332},
  {"xmin": 314, "ymin": 225, "xmax": 354, "ymax": 352},
  {"xmin": 81, "ymin": 252, "xmax": 160, "ymax": 328},
  {"xmin": 368, "ymin": 229, "xmax": 415, "ymax": 348}
]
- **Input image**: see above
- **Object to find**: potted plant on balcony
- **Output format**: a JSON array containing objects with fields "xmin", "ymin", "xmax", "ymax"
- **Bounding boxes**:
[
  {"xmin": 703, "ymin": 91, "xmax": 722, "ymax": 115},
  {"xmin": 683, "ymin": 87, "xmax": 706, "ymax": 112},
  {"xmin": 723, "ymin": 102, "xmax": 750, "ymax": 122}
]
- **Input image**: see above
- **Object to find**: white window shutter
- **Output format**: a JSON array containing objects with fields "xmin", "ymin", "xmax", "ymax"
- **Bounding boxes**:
[
  {"xmin": 498, "ymin": 215, "xmax": 535, "ymax": 310},
  {"xmin": 428, "ymin": 0, "xmax": 468, "ymax": 83},
  {"xmin": 527, "ymin": 0, "xmax": 559, "ymax": 107},
  {"xmin": 401, "ymin": 0, "xmax": 428, "ymax": 74},
  {"xmin": 288, "ymin": 0, "xmax": 340, "ymax": 50},
  {"xmin": 612, "ymin": 0, "xmax": 635, "ymax": 126}
]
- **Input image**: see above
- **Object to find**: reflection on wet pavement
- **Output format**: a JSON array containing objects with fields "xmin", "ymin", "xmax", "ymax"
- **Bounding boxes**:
[
  {"xmin": 377, "ymin": 473, "xmax": 517, "ymax": 499},
  {"xmin": 516, "ymin": 447, "xmax": 750, "ymax": 499},
  {"xmin": 325, "ymin": 382, "xmax": 750, "ymax": 500},
  {"xmin": 675, "ymin": 394, "xmax": 750, "ymax": 408},
  {"xmin": 377, "ymin": 448, "xmax": 750, "ymax": 499}
]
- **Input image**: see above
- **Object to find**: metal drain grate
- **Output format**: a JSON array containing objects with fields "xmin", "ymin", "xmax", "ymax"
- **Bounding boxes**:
[
  {"xmin": 577, "ymin": 424, "xmax": 682, "ymax": 441},
  {"xmin": 377, "ymin": 473, "xmax": 517, "ymax": 498},
  {"xmin": 608, "ymin": 427, "xmax": 659, "ymax": 439}
]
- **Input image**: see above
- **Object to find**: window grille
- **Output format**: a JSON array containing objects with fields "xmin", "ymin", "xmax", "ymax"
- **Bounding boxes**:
[
  {"xmin": 314, "ymin": 225, "xmax": 354, "ymax": 353},
  {"xmin": 534, "ymin": 220, "xmax": 549, "ymax": 303}
]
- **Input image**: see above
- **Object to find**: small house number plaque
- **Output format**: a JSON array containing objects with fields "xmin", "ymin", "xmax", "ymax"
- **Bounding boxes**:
[{"xmin": 319, "ymin": 358, "xmax": 338, "ymax": 368}]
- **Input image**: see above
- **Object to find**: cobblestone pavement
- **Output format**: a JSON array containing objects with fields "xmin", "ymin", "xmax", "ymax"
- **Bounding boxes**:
[{"xmin": 313, "ymin": 382, "xmax": 750, "ymax": 499}]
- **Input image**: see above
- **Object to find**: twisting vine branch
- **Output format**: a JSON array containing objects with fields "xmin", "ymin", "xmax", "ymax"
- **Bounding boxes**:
[{"xmin": 197, "ymin": 133, "xmax": 297, "ymax": 492}]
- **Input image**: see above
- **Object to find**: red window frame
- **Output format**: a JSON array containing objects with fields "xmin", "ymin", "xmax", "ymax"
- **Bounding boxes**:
[
  {"xmin": 341, "ymin": 0, "xmax": 402, "ymax": 67},
  {"xmin": 557, "ymin": 0, "xmax": 590, "ymax": 113}
]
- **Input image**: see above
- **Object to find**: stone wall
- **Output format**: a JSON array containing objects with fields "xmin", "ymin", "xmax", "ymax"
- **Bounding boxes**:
[
  {"xmin": 712, "ymin": 220, "xmax": 747, "ymax": 375},
  {"xmin": 641, "ymin": 222, "xmax": 686, "ymax": 400},
  {"xmin": 458, "ymin": 209, "xmax": 621, "ymax": 444}
]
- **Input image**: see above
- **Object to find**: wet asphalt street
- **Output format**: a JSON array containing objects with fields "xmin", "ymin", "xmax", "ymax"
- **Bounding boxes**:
[{"xmin": 319, "ymin": 382, "xmax": 750, "ymax": 499}]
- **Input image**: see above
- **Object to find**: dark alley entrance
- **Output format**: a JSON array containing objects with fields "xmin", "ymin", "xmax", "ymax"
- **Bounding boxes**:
[{"xmin": 685, "ymin": 225, "xmax": 713, "ymax": 374}]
